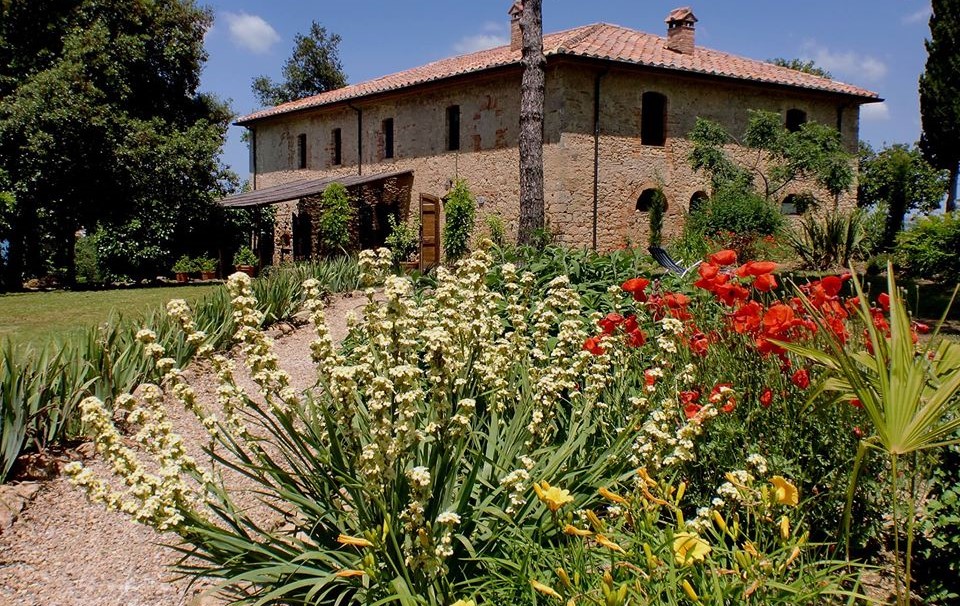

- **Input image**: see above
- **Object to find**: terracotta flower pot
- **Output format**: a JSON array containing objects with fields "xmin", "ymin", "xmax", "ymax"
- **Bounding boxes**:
[
  {"xmin": 175, "ymin": 272, "xmax": 190, "ymax": 283},
  {"xmin": 200, "ymin": 270, "xmax": 216, "ymax": 280},
  {"xmin": 399, "ymin": 260, "xmax": 419, "ymax": 273},
  {"xmin": 235, "ymin": 265, "xmax": 256, "ymax": 277}
]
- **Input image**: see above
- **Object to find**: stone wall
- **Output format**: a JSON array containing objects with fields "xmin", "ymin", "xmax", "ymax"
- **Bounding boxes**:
[{"xmin": 250, "ymin": 60, "xmax": 862, "ymax": 262}]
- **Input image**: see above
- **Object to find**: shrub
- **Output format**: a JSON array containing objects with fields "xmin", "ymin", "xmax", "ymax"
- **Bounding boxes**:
[
  {"xmin": 895, "ymin": 213, "xmax": 960, "ymax": 280},
  {"xmin": 680, "ymin": 185, "xmax": 783, "ymax": 260},
  {"xmin": 787, "ymin": 209, "xmax": 866, "ymax": 269},
  {"xmin": 317, "ymin": 182, "xmax": 355, "ymax": 256},
  {"xmin": 442, "ymin": 179, "xmax": 476, "ymax": 261},
  {"xmin": 196, "ymin": 256, "xmax": 217, "ymax": 273},
  {"xmin": 485, "ymin": 213, "xmax": 506, "ymax": 247},
  {"xmin": 648, "ymin": 189, "xmax": 667, "ymax": 247},
  {"xmin": 171, "ymin": 255, "xmax": 195, "ymax": 274},
  {"xmin": 232, "ymin": 246, "xmax": 257, "ymax": 267},
  {"xmin": 917, "ymin": 443, "xmax": 960, "ymax": 602},
  {"xmin": 384, "ymin": 213, "xmax": 420, "ymax": 262}
]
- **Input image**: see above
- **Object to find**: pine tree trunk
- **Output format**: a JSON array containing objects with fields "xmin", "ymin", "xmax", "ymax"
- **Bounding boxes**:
[
  {"xmin": 946, "ymin": 162, "xmax": 958, "ymax": 213},
  {"xmin": 517, "ymin": 0, "xmax": 545, "ymax": 246}
]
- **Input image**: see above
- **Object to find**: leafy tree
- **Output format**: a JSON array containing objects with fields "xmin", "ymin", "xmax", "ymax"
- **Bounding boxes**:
[
  {"xmin": 919, "ymin": 0, "xmax": 960, "ymax": 212},
  {"xmin": 858, "ymin": 142, "xmax": 948, "ymax": 249},
  {"xmin": 315, "ymin": 182, "xmax": 354, "ymax": 256},
  {"xmin": 0, "ymin": 0, "xmax": 236, "ymax": 285},
  {"xmin": 252, "ymin": 21, "xmax": 347, "ymax": 107},
  {"xmin": 442, "ymin": 179, "xmax": 476, "ymax": 261},
  {"xmin": 517, "ymin": 0, "xmax": 546, "ymax": 246},
  {"xmin": 689, "ymin": 109, "xmax": 854, "ymax": 205},
  {"xmin": 769, "ymin": 58, "xmax": 832, "ymax": 78}
]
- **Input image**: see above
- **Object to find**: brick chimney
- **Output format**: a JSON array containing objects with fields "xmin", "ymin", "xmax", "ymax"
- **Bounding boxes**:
[
  {"xmin": 509, "ymin": 2, "xmax": 523, "ymax": 51},
  {"xmin": 665, "ymin": 7, "xmax": 697, "ymax": 55}
]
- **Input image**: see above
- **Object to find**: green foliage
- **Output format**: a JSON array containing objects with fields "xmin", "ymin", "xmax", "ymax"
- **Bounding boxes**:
[
  {"xmin": 680, "ymin": 185, "xmax": 784, "ymax": 260},
  {"xmin": 0, "ymin": 257, "xmax": 362, "ymax": 482},
  {"xmin": 787, "ymin": 210, "xmax": 867, "ymax": 270},
  {"xmin": 0, "ymin": 0, "xmax": 236, "ymax": 284},
  {"xmin": 859, "ymin": 203, "xmax": 889, "ymax": 257},
  {"xmin": 919, "ymin": 0, "xmax": 960, "ymax": 211},
  {"xmin": 485, "ymin": 214, "xmax": 507, "ymax": 247},
  {"xmin": 442, "ymin": 179, "xmax": 476, "ymax": 261},
  {"xmin": 252, "ymin": 20, "xmax": 347, "ymax": 107},
  {"xmin": 316, "ymin": 182, "xmax": 355, "ymax": 256},
  {"xmin": 384, "ymin": 214, "xmax": 419, "ymax": 262},
  {"xmin": 769, "ymin": 57, "xmax": 833, "ymax": 78},
  {"xmin": 171, "ymin": 255, "xmax": 195, "ymax": 274},
  {"xmin": 917, "ymin": 444, "xmax": 960, "ymax": 603},
  {"xmin": 74, "ymin": 232, "xmax": 103, "ymax": 285},
  {"xmin": 195, "ymin": 257, "xmax": 217, "ymax": 273},
  {"xmin": 895, "ymin": 213, "xmax": 960, "ymax": 280},
  {"xmin": 858, "ymin": 142, "xmax": 948, "ymax": 249},
  {"xmin": 647, "ymin": 189, "xmax": 667, "ymax": 247},
  {"xmin": 689, "ymin": 110, "xmax": 854, "ymax": 202},
  {"xmin": 232, "ymin": 246, "xmax": 257, "ymax": 267}
]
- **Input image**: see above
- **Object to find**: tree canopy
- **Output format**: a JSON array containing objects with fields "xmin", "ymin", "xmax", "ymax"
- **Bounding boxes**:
[
  {"xmin": 252, "ymin": 21, "xmax": 347, "ymax": 107},
  {"xmin": 0, "ymin": 0, "xmax": 242, "ymax": 284},
  {"xmin": 769, "ymin": 58, "xmax": 832, "ymax": 79},
  {"xmin": 688, "ymin": 109, "xmax": 854, "ymax": 206},
  {"xmin": 918, "ymin": 0, "xmax": 960, "ymax": 212},
  {"xmin": 858, "ymin": 142, "xmax": 948, "ymax": 249}
]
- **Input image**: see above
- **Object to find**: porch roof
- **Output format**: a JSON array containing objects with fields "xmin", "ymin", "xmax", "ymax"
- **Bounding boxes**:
[{"xmin": 219, "ymin": 169, "xmax": 414, "ymax": 208}]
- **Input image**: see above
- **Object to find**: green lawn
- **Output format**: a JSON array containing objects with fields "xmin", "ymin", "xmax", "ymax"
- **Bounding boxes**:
[{"xmin": 0, "ymin": 284, "xmax": 220, "ymax": 348}]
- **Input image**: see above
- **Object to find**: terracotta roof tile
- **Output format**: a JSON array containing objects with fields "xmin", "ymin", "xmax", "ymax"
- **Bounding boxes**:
[{"xmin": 237, "ymin": 23, "xmax": 879, "ymax": 125}]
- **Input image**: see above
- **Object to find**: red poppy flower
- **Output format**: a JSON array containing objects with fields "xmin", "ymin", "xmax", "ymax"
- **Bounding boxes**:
[
  {"xmin": 820, "ymin": 275, "xmax": 843, "ymax": 297},
  {"xmin": 849, "ymin": 398, "xmax": 863, "ymax": 409},
  {"xmin": 735, "ymin": 260, "xmax": 778, "ymax": 278},
  {"xmin": 709, "ymin": 249, "xmax": 738, "ymax": 266},
  {"xmin": 791, "ymin": 368, "xmax": 810, "ymax": 390},
  {"xmin": 599, "ymin": 313, "xmax": 624, "ymax": 335},
  {"xmin": 622, "ymin": 277, "xmax": 651, "ymax": 302},
  {"xmin": 913, "ymin": 321, "xmax": 931, "ymax": 334},
  {"xmin": 720, "ymin": 401, "xmax": 736, "ymax": 413},
  {"xmin": 623, "ymin": 315, "xmax": 639, "ymax": 333},
  {"xmin": 698, "ymin": 263, "xmax": 719, "ymax": 280},
  {"xmin": 877, "ymin": 292, "xmax": 890, "ymax": 312},
  {"xmin": 644, "ymin": 370, "xmax": 659, "ymax": 386},
  {"xmin": 759, "ymin": 387, "xmax": 773, "ymax": 407},
  {"xmin": 753, "ymin": 273, "xmax": 778, "ymax": 293},
  {"xmin": 679, "ymin": 390, "xmax": 701, "ymax": 404},
  {"xmin": 626, "ymin": 328, "xmax": 646, "ymax": 347},
  {"xmin": 583, "ymin": 337, "xmax": 604, "ymax": 356},
  {"xmin": 689, "ymin": 332, "xmax": 709, "ymax": 357},
  {"xmin": 683, "ymin": 404, "xmax": 703, "ymax": 420}
]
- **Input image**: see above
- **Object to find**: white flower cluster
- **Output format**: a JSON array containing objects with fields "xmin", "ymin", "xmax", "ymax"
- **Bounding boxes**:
[{"xmin": 631, "ymin": 396, "xmax": 718, "ymax": 471}]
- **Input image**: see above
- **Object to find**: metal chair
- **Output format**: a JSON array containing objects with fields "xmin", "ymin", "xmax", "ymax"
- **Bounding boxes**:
[{"xmin": 648, "ymin": 246, "xmax": 701, "ymax": 277}]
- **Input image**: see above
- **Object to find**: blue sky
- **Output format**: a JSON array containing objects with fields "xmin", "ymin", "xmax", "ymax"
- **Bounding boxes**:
[{"xmin": 200, "ymin": 1, "xmax": 933, "ymax": 179}]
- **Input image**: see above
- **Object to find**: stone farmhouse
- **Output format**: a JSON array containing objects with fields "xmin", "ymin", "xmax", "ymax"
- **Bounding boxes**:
[{"xmin": 224, "ymin": 5, "xmax": 879, "ymax": 267}]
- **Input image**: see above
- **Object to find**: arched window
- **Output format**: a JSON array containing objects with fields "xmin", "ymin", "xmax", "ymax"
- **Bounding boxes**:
[
  {"xmin": 785, "ymin": 109, "xmax": 807, "ymax": 133},
  {"xmin": 641, "ymin": 92, "xmax": 667, "ymax": 146},
  {"xmin": 689, "ymin": 191, "xmax": 708, "ymax": 213},
  {"xmin": 636, "ymin": 188, "xmax": 667, "ymax": 213},
  {"xmin": 781, "ymin": 193, "xmax": 815, "ymax": 215}
]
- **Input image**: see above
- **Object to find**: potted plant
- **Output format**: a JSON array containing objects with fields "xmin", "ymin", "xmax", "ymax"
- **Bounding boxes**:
[
  {"xmin": 233, "ymin": 246, "xmax": 258, "ymax": 277},
  {"xmin": 385, "ymin": 214, "xmax": 420, "ymax": 272},
  {"xmin": 196, "ymin": 256, "xmax": 218, "ymax": 280},
  {"xmin": 171, "ymin": 255, "xmax": 194, "ymax": 283}
]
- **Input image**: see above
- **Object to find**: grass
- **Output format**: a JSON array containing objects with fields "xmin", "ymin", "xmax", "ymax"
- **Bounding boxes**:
[{"xmin": 0, "ymin": 284, "xmax": 220, "ymax": 349}]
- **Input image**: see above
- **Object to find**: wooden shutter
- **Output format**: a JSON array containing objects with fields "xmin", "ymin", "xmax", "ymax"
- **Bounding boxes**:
[{"xmin": 419, "ymin": 193, "xmax": 440, "ymax": 270}]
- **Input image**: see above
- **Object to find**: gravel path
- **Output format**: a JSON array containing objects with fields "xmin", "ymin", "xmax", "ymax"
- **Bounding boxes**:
[{"xmin": 0, "ymin": 291, "xmax": 372, "ymax": 606}]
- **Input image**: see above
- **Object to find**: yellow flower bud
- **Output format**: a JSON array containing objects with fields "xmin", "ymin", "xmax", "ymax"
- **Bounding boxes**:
[
  {"xmin": 712, "ymin": 510, "xmax": 728, "ymax": 534},
  {"xmin": 557, "ymin": 567, "xmax": 572, "ymax": 588},
  {"xmin": 531, "ymin": 579, "xmax": 562, "ymax": 600},
  {"xmin": 681, "ymin": 579, "xmax": 700, "ymax": 603},
  {"xmin": 779, "ymin": 515, "xmax": 790, "ymax": 541}
]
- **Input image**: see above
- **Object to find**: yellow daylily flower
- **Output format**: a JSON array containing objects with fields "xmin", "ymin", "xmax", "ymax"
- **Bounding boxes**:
[
  {"xmin": 531, "ymin": 579, "xmax": 563, "ymax": 600},
  {"xmin": 451, "ymin": 600, "xmax": 476, "ymax": 606},
  {"xmin": 337, "ymin": 534, "xmax": 374, "ymax": 548},
  {"xmin": 534, "ymin": 481, "xmax": 574, "ymax": 512},
  {"xmin": 681, "ymin": 579, "xmax": 700, "ymax": 603},
  {"xmin": 779, "ymin": 515, "xmax": 791, "ymax": 540},
  {"xmin": 598, "ymin": 486, "xmax": 629, "ymax": 506},
  {"xmin": 770, "ymin": 476, "xmax": 799, "ymax": 507},
  {"xmin": 595, "ymin": 534, "xmax": 626, "ymax": 553},
  {"xmin": 563, "ymin": 524, "xmax": 593, "ymax": 537},
  {"xmin": 673, "ymin": 532, "xmax": 711, "ymax": 566},
  {"xmin": 334, "ymin": 569, "xmax": 365, "ymax": 578}
]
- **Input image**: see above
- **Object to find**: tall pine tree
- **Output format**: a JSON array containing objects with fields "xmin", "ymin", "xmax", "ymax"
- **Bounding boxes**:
[
  {"xmin": 252, "ymin": 21, "xmax": 347, "ymax": 107},
  {"xmin": 919, "ymin": 0, "xmax": 960, "ymax": 213}
]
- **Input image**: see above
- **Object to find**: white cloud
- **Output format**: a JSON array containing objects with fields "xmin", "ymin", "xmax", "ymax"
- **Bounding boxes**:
[
  {"xmin": 802, "ymin": 42, "xmax": 888, "ymax": 83},
  {"xmin": 903, "ymin": 5, "xmax": 932, "ymax": 24},
  {"xmin": 223, "ymin": 12, "xmax": 280, "ymax": 54},
  {"xmin": 454, "ymin": 22, "xmax": 509, "ymax": 54},
  {"xmin": 861, "ymin": 102, "xmax": 890, "ymax": 121}
]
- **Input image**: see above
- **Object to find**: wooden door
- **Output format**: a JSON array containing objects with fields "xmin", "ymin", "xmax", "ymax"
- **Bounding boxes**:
[{"xmin": 419, "ymin": 193, "xmax": 440, "ymax": 270}]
